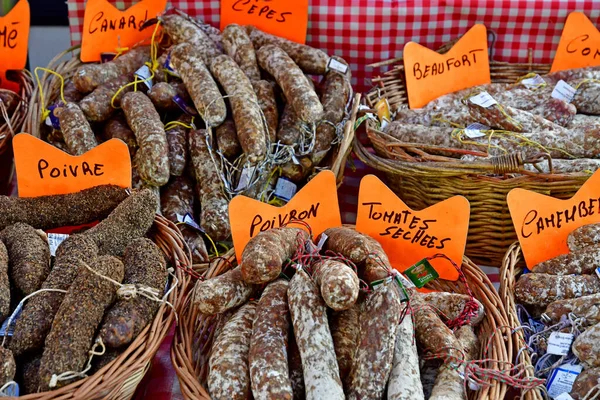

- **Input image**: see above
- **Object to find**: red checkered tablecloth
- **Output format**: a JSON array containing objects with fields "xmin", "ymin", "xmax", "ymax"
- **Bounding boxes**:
[{"xmin": 64, "ymin": 2, "xmax": 600, "ymax": 399}]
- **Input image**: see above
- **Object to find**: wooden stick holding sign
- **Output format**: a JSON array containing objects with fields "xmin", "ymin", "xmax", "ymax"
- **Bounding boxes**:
[
  {"xmin": 403, "ymin": 24, "xmax": 490, "ymax": 109},
  {"xmin": 228, "ymin": 170, "xmax": 342, "ymax": 262},
  {"xmin": 355, "ymin": 175, "xmax": 470, "ymax": 281},
  {"xmin": 508, "ymin": 170, "xmax": 600, "ymax": 268},
  {"xmin": 551, "ymin": 12, "xmax": 600, "ymax": 73},
  {"xmin": 13, "ymin": 133, "xmax": 131, "ymax": 197},
  {"xmin": 0, "ymin": 0, "xmax": 29, "ymax": 92},
  {"xmin": 80, "ymin": 0, "xmax": 167, "ymax": 62}
]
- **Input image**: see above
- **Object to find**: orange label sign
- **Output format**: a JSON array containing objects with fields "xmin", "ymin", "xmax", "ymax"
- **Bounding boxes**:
[
  {"xmin": 508, "ymin": 170, "xmax": 600, "ymax": 268},
  {"xmin": 404, "ymin": 24, "xmax": 491, "ymax": 109},
  {"xmin": 13, "ymin": 134, "xmax": 131, "ymax": 197},
  {"xmin": 229, "ymin": 170, "xmax": 341, "ymax": 262},
  {"xmin": 221, "ymin": 0, "xmax": 309, "ymax": 44},
  {"xmin": 80, "ymin": 0, "xmax": 167, "ymax": 62},
  {"xmin": 355, "ymin": 175, "xmax": 470, "ymax": 281},
  {"xmin": 0, "ymin": 0, "xmax": 29, "ymax": 92},
  {"xmin": 551, "ymin": 12, "xmax": 600, "ymax": 73}
]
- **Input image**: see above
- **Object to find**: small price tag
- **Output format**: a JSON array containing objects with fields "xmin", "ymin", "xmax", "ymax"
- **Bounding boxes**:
[
  {"xmin": 403, "ymin": 259, "xmax": 439, "ymax": 288},
  {"xmin": 44, "ymin": 103, "xmax": 62, "ymax": 130},
  {"xmin": 274, "ymin": 177, "xmax": 297, "ymax": 202},
  {"xmin": 555, "ymin": 393, "xmax": 575, "ymax": 400},
  {"xmin": 177, "ymin": 213, "xmax": 203, "ymax": 232},
  {"xmin": 316, "ymin": 232, "xmax": 328, "ymax": 250},
  {"xmin": 47, "ymin": 233, "xmax": 69, "ymax": 257},
  {"xmin": 327, "ymin": 58, "xmax": 349, "ymax": 74},
  {"xmin": 551, "ymin": 12, "xmax": 600, "ymax": 72},
  {"xmin": 521, "ymin": 74, "xmax": 546, "ymax": 90},
  {"xmin": 547, "ymin": 332, "xmax": 575, "ymax": 356},
  {"xmin": 547, "ymin": 363, "xmax": 582, "ymax": 399},
  {"xmin": 469, "ymin": 91, "xmax": 498, "ymax": 108},
  {"xmin": 135, "ymin": 65, "xmax": 153, "ymax": 89},
  {"xmin": 0, "ymin": 381, "xmax": 19, "ymax": 397},
  {"xmin": 552, "ymin": 80, "xmax": 577, "ymax": 103},
  {"xmin": 464, "ymin": 122, "xmax": 489, "ymax": 139},
  {"xmin": 236, "ymin": 166, "xmax": 257, "ymax": 191}
]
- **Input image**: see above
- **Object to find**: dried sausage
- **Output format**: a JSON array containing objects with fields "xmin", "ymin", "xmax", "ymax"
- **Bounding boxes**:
[
  {"xmin": 210, "ymin": 54, "xmax": 268, "ymax": 164},
  {"xmin": 170, "ymin": 42, "xmax": 226, "ymax": 127},
  {"xmin": 208, "ymin": 301, "xmax": 256, "ymax": 400},
  {"xmin": 161, "ymin": 15, "xmax": 222, "ymax": 66},
  {"xmin": 80, "ymin": 74, "xmax": 132, "ymax": 122},
  {"xmin": 416, "ymin": 291, "xmax": 485, "ymax": 326},
  {"xmin": 0, "ymin": 241, "xmax": 9, "ymax": 321},
  {"xmin": 532, "ymin": 246, "xmax": 600, "ymax": 275},
  {"xmin": 193, "ymin": 267, "xmax": 255, "ymax": 315},
  {"xmin": 189, "ymin": 129, "xmax": 231, "ymax": 241},
  {"xmin": 240, "ymin": 227, "xmax": 308, "ymax": 284},
  {"xmin": 166, "ymin": 115, "xmax": 190, "ymax": 177},
  {"xmin": 545, "ymin": 293, "xmax": 600, "ymax": 326},
  {"xmin": 388, "ymin": 308, "xmax": 424, "ymax": 400},
  {"xmin": 253, "ymin": 80, "xmax": 279, "ymax": 143},
  {"xmin": 347, "ymin": 282, "xmax": 401, "ymax": 400},
  {"xmin": 104, "ymin": 114, "xmax": 138, "ymax": 156},
  {"xmin": 55, "ymin": 102, "xmax": 98, "ymax": 155},
  {"xmin": 38, "ymin": 255, "xmax": 124, "ymax": 388},
  {"xmin": 223, "ymin": 24, "xmax": 261, "ymax": 82},
  {"xmin": 249, "ymin": 279, "xmax": 293, "ymax": 400},
  {"xmin": 215, "ymin": 119, "xmax": 242, "ymax": 159},
  {"xmin": 313, "ymin": 258, "xmax": 359, "ymax": 311},
  {"xmin": 0, "ymin": 223, "xmax": 50, "ymax": 295},
  {"xmin": 568, "ymin": 224, "xmax": 600, "ymax": 252},
  {"xmin": 257, "ymin": 45, "xmax": 324, "ymax": 124},
  {"xmin": 573, "ymin": 322, "xmax": 600, "ymax": 367},
  {"xmin": 329, "ymin": 304, "xmax": 360, "ymax": 391},
  {"xmin": 122, "ymin": 91, "xmax": 170, "ymax": 186},
  {"xmin": 288, "ymin": 267, "xmax": 344, "ymax": 400},
  {"xmin": 73, "ymin": 46, "xmax": 150, "ymax": 93},
  {"xmin": 247, "ymin": 26, "xmax": 330, "ymax": 75},
  {"xmin": 515, "ymin": 273, "xmax": 600, "ymax": 307}
]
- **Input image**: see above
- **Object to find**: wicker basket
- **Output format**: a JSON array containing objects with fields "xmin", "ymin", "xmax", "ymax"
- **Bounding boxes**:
[
  {"xmin": 356, "ymin": 55, "xmax": 589, "ymax": 267},
  {"xmin": 172, "ymin": 229, "xmax": 519, "ymax": 400},
  {"xmin": 498, "ymin": 243, "xmax": 544, "ymax": 400},
  {"xmin": 16, "ymin": 213, "xmax": 189, "ymax": 400},
  {"xmin": 1, "ymin": 71, "xmax": 34, "ymax": 194}
]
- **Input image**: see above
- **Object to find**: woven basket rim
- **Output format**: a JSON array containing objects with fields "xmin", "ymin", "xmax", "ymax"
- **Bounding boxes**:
[
  {"xmin": 0, "ymin": 70, "xmax": 33, "ymax": 154},
  {"xmin": 171, "ymin": 227, "xmax": 514, "ymax": 400},
  {"xmin": 498, "ymin": 242, "xmax": 543, "ymax": 400},
  {"xmin": 18, "ymin": 213, "xmax": 190, "ymax": 400}
]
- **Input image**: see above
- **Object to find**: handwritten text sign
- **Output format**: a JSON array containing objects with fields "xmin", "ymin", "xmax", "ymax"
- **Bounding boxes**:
[
  {"xmin": 80, "ymin": 0, "xmax": 167, "ymax": 62},
  {"xmin": 551, "ymin": 12, "xmax": 600, "ymax": 73},
  {"xmin": 356, "ymin": 175, "xmax": 470, "ymax": 281},
  {"xmin": 221, "ymin": 0, "xmax": 309, "ymax": 44},
  {"xmin": 229, "ymin": 170, "xmax": 341, "ymax": 262},
  {"xmin": 13, "ymin": 134, "xmax": 131, "ymax": 197},
  {"xmin": 0, "ymin": 0, "xmax": 29, "ymax": 92},
  {"xmin": 508, "ymin": 170, "xmax": 600, "ymax": 268},
  {"xmin": 404, "ymin": 24, "xmax": 490, "ymax": 109}
]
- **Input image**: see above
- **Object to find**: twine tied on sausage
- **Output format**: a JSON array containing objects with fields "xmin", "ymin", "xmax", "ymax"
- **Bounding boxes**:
[
  {"xmin": 78, "ymin": 260, "xmax": 179, "ymax": 323},
  {"xmin": 0, "ymin": 288, "xmax": 68, "ymax": 347},
  {"xmin": 48, "ymin": 338, "xmax": 105, "ymax": 388}
]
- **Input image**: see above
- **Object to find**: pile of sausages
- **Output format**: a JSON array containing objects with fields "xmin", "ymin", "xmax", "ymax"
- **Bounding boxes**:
[
  {"xmin": 381, "ymin": 65, "xmax": 600, "ymax": 175},
  {"xmin": 515, "ymin": 223, "xmax": 600, "ymax": 399},
  {"xmin": 0, "ymin": 187, "xmax": 169, "ymax": 394},
  {"xmin": 193, "ymin": 226, "xmax": 486, "ymax": 400},
  {"xmin": 41, "ymin": 13, "xmax": 353, "ymax": 263}
]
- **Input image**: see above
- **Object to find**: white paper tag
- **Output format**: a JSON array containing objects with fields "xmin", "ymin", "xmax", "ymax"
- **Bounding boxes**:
[
  {"xmin": 0, "ymin": 302, "xmax": 22, "ymax": 336},
  {"xmin": 552, "ymin": 80, "xmax": 577, "ymax": 103},
  {"xmin": 135, "ymin": 65, "xmax": 153, "ymax": 89},
  {"xmin": 327, "ymin": 58, "xmax": 349, "ymax": 74},
  {"xmin": 236, "ymin": 166, "xmax": 257, "ymax": 191},
  {"xmin": 555, "ymin": 393, "xmax": 575, "ymax": 400},
  {"xmin": 547, "ymin": 332, "xmax": 574, "ymax": 356},
  {"xmin": 47, "ymin": 233, "xmax": 69, "ymax": 257},
  {"xmin": 547, "ymin": 363, "xmax": 582, "ymax": 398},
  {"xmin": 595, "ymin": 267, "xmax": 600, "ymax": 280},
  {"xmin": 176, "ymin": 213, "xmax": 203, "ymax": 232},
  {"xmin": 274, "ymin": 178, "xmax": 297, "ymax": 202},
  {"xmin": 464, "ymin": 122, "xmax": 489, "ymax": 139},
  {"xmin": 469, "ymin": 91, "xmax": 498, "ymax": 108},
  {"xmin": 316, "ymin": 233, "xmax": 328, "ymax": 250},
  {"xmin": 521, "ymin": 74, "xmax": 546, "ymax": 89},
  {"xmin": 0, "ymin": 381, "xmax": 19, "ymax": 397}
]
